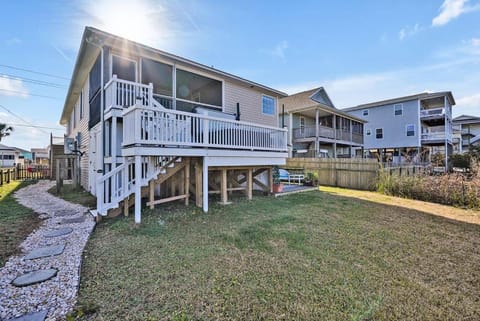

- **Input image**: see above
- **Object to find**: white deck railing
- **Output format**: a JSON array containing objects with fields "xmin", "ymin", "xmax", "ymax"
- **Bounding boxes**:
[
  {"xmin": 292, "ymin": 125, "xmax": 363, "ymax": 144},
  {"xmin": 104, "ymin": 75, "xmax": 153, "ymax": 110},
  {"xmin": 420, "ymin": 107, "xmax": 445, "ymax": 117},
  {"xmin": 421, "ymin": 132, "xmax": 446, "ymax": 141},
  {"xmin": 122, "ymin": 105, "xmax": 287, "ymax": 152}
]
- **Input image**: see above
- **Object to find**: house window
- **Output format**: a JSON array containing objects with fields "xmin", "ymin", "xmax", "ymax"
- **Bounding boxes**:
[
  {"xmin": 176, "ymin": 69, "xmax": 222, "ymax": 111},
  {"xmin": 299, "ymin": 116, "xmax": 305, "ymax": 133},
  {"xmin": 406, "ymin": 124, "xmax": 415, "ymax": 136},
  {"xmin": 262, "ymin": 95, "xmax": 275, "ymax": 115},
  {"xmin": 394, "ymin": 104, "xmax": 403, "ymax": 116},
  {"xmin": 366, "ymin": 129, "xmax": 371, "ymax": 136},
  {"xmin": 376, "ymin": 128, "xmax": 383, "ymax": 139},
  {"xmin": 362, "ymin": 109, "xmax": 369, "ymax": 116},
  {"xmin": 79, "ymin": 89, "xmax": 84, "ymax": 120},
  {"xmin": 73, "ymin": 103, "xmax": 76, "ymax": 128}
]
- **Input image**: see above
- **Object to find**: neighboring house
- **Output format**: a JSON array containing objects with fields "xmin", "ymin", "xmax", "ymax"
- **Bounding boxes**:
[
  {"xmin": 279, "ymin": 87, "xmax": 366, "ymax": 158},
  {"xmin": 13, "ymin": 147, "xmax": 32, "ymax": 166},
  {"xmin": 60, "ymin": 27, "xmax": 288, "ymax": 222},
  {"xmin": 31, "ymin": 148, "xmax": 49, "ymax": 165},
  {"xmin": 0, "ymin": 144, "xmax": 19, "ymax": 167},
  {"xmin": 343, "ymin": 92, "xmax": 455, "ymax": 166},
  {"xmin": 452, "ymin": 115, "xmax": 480, "ymax": 153}
]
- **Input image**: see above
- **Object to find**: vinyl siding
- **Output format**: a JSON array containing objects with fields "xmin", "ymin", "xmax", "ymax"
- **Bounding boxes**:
[
  {"xmin": 347, "ymin": 99, "xmax": 420, "ymax": 149},
  {"xmin": 224, "ymin": 80, "xmax": 278, "ymax": 127},
  {"xmin": 67, "ymin": 80, "xmax": 90, "ymax": 191}
]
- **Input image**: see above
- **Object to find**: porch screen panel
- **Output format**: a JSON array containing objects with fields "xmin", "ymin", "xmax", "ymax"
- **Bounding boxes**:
[
  {"xmin": 141, "ymin": 58, "xmax": 173, "ymax": 96},
  {"xmin": 176, "ymin": 69, "xmax": 222, "ymax": 108},
  {"xmin": 112, "ymin": 55, "xmax": 136, "ymax": 82},
  {"xmin": 89, "ymin": 54, "xmax": 102, "ymax": 129}
]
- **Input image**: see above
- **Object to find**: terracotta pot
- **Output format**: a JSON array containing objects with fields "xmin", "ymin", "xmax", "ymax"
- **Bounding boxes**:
[{"xmin": 273, "ymin": 184, "xmax": 284, "ymax": 193}]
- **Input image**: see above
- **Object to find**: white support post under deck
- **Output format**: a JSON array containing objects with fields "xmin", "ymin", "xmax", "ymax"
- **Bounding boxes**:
[
  {"xmin": 134, "ymin": 155, "xmax": 142, "ymax": 223},
  {"xmin": 111, "ymin": 116, "xmax": 117, "ymax": 164},
  {"xmin": 202, "ymin": 157, "xmax": 209, "ymax": 212}
]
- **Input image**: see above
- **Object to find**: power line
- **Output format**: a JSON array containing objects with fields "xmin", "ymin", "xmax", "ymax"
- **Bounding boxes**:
[
  {"xmin": 0, "ymin": 104, "xmax": 50, "ymax": 134},
  {"xmin": 7, "ymin": 123, "xmax": 64, "ymax": 131},
  {"xmin": 0, "ymin": 88, "xmax": 60, "ymax": 100},
  {"xmin": 0, "ymin": 63, "xmax": 70, "ymax": 81},
  {"xmin": 0, "ymin": 74, "xmax": 66, "ymax": 89}
]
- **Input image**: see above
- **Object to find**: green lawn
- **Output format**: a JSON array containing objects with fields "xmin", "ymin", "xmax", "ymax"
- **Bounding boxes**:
[
  {"xmin": 74, "ymin": 189, "xmax": 480, "ymax": 320},
  {"xmin": 48, "ymin": 183, "xmax": 97, "ymax": 208},
  {"xmin": 0, "ymin": 181, "xmax": 42, "ymax": 267}
]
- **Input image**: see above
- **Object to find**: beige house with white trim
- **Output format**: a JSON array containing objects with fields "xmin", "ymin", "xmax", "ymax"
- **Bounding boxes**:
[{"xmin": 60, "ymin": 27, "xmax": 288, "ymax": 222}]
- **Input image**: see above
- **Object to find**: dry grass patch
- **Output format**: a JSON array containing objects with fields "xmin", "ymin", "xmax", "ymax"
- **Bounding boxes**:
[
  {"xmin": 320, "ymin": 186, "xmax": 480, "ymax": 225},
  {"xmin": 74, "ymin": 190, "xmax": 480, "ymax": 320}
]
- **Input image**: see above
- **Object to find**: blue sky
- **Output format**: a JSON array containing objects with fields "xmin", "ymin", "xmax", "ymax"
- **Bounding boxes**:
[{"xmin": 1, "ymin": 0, "xmax": 479, "ymax": 150}]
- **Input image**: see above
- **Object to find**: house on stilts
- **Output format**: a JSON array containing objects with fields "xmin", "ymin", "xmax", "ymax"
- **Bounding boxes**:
[{"xmin": 60, "ymin": 27, "xmax": 288, "ymax": 223}]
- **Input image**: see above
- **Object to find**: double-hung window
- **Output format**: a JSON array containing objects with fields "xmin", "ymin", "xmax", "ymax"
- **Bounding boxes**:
[
  {"xmin": 262, "ymin": 95, "xmax": 275, "ymax": 115},
  {"xmin": 376, "ymin": 128, "xmax": 383, "ymax": 139},
  {"xmin": 406, "ymin": 124, "xmax": 415, "ymax": 136},
  {"xmin": 394, "ymin": 104, "xmax": 403, "ymax": 116}
]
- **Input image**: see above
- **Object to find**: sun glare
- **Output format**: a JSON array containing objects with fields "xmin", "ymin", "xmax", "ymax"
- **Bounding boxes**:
[{"xmin": 86, "ymin": 0, "xmax": 169, "ymax": 48}]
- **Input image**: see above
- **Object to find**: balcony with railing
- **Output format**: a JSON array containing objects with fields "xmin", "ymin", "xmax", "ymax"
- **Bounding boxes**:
[
  {"xmin": 103, "ymin": 76, "xmax": 287, "ymax": 153},
  {"xmin": 292, "ymin": 125, "xmax": 363, "ymax": 145},
  {"xmin": 420, "ymin": 107, "xmax": 445, "ymax": 119},
  {"xmin": 122, "ymin": 105, "xmax": 287, "ymax": 152},
  {"xmin": 421, "ymin": 125, "xmax": 452, "ymax": 143}
]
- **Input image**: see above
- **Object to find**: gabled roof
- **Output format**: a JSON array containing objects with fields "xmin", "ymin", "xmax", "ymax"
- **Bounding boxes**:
[
  {"xmin": 453, "ymin": 114, "xmax": 480, "ymax": 125},
  {"xmin": 0, "ymin": 144, "xmax": 16, "ymax": 151},
  {"xmin": 60, "ymin": 27, "xmax": 287, "ymax": 124},
  {"xmin": 280, "ymin": 87, "xmax": 335, "ymax": 112},
  {"xmin": 342, "ymin": 91, "xmax": 456, "ymax": 112},
  {"xmin": 279, "ymin": 87, "xmax": 366, "ymax": 123}
]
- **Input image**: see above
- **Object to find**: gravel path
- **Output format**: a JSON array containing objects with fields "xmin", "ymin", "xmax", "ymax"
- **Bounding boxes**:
[{"xmin": 0, "ymin": 180, "xmax": 96, "ymax": 321}]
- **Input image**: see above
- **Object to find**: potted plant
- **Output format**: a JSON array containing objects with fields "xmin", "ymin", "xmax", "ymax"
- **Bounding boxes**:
[
  {"xmin": 272, "ymin": 166, "xmax": 284, "ymax": 193},
  {"xmin": 304, "ymin": 171, "xmax": 319, "ymax": 186}
]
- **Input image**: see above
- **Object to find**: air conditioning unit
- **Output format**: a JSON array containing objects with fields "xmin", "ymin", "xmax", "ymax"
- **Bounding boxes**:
[{"xmin": 64, "ymin": 137, "xmax": 76, "ymax": 154}]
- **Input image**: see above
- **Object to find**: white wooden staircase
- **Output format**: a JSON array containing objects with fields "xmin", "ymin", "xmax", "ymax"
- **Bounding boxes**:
[{"xmin": 95, "ymin": 156, "xmax": 184, "ymax": 217}]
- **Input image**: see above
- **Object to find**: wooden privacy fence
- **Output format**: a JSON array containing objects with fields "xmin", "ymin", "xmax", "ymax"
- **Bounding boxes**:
[
  {"xmin": 379, "ymin": 165, "xmax": 429, "ymax": 177},
  {"xmin": 285, "ymin": 158, "xmax": 379, "ymax": 190},
  {"xmin": 0, "ymin": 165, "xmax": 51, "ymax": 185}
]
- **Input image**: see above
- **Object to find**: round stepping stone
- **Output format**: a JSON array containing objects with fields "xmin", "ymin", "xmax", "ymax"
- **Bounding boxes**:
[
  {"xmin": 6, "ymin": 310, "xmax": 48, "ymax": 321},
  {"xmin": 12, "ymin": 269, "xmax": 57, "ymax": 287},
  {"xmin": 61, "ymin": 216, "xmax": 86, "ymax": 224},
  {"xmin": 44, "ymin": 227, "xmax": 73, "ymax": 238},
  {"xmin": 7, "ymin": 310, "xmax": 48, "ymax": 321},
  {"xmin": 24, "ymin": 244, "xmax": 65, "ymax": 260}
]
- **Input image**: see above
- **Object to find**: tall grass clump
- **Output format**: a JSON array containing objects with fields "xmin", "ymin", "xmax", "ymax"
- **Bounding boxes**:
[{"xmin": 377, "ymin": 159, "xmax": 480, "ymax": 209}]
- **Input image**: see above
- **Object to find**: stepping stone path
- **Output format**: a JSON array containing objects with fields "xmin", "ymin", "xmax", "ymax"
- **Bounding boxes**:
[
  {"xmin": 5, "ymin": 310, "xmax": 48, "ymax": 321},
  {"xmin": 54, "ymin": 210, "xmax": 76, "ymax": 217},
  {"xmin": 12, "ymin": 269, "xmax": 58, "ymax": 287},
  {"xmin": 44, "ymin": 227, "xmax": 73, "ymax": 238},
  {"xmin": 0, "ymin": 180, "xmax": 95, "ymax": 321},
  {"xmin": 61, "ymin": 216, "xmax": 86, "ymax": 224},
  {"xmin": 24, "ymin": 244, "xmax": 65, "ymax": 260}
]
